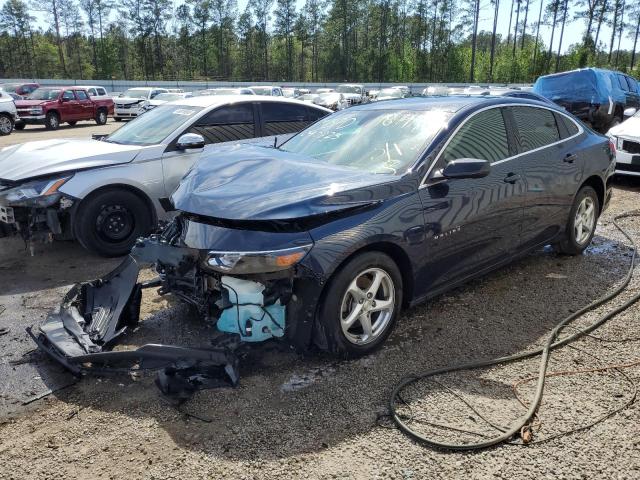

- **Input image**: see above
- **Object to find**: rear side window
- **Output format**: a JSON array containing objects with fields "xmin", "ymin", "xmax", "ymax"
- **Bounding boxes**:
[
  {"xmin": 189, "ymin": 104, "xmax": 256, "ymax": 144},
  {"xmin": 97, "ymin": 88, "xmax": 106, "ymax": 96},
  {"xmin": 308, "ymin": 106, "xmax": 330, "ymax": 122},
  {"xmin": 617, "ymin": 74, "xmax": 630, "ymax": 91},
  {"xmin": 555, "ymin": 113, "xmax": 580, "ymax": 137},
  {"xmin": 262, "ymin": 102, "xmax": 309, "ymax": 136},
  {"xmin": 87, "ymin": 88, "xmax": 97, "ymax": 96},
  {"xmin": 625, "ymin": 76, "xmax": 638, "ymax": 93},
  {"xmin": 442, "ymin": 108, "xmax": 509, "ymax": 163},
  {"xmin": 511, "ymin": 106, "xmax": 560, "ymax": 152},
  {"xmin": 75, "ymin": 90, "xmax": 88, "ymax": 100},
  {"xmin": 62, "ymin": 90, "xmax": 75, "ymax": 100}
]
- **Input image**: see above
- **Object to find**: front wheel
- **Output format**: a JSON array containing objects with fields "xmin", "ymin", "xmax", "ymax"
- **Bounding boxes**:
[
  {"xmin": 557, "ymin": 186, "xmax": 599, "ymax": 255},
  {"xmin": 44, "ymin": 112, "xmax": 60, "ymax": 130},
  {"xmin": 316, "ymin": 251, "xmax": 403, "ymax": 356},
  {"xmin": 74, "ymin": 189, "xmax": 154, "ymax": 257},
  {"xmin": 0, "ymin": 113, "xmax": 14, "ymax": 135}
]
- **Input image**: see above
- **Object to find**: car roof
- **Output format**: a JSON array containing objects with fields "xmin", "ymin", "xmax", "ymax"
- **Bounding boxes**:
[
  {"xmin": 73, "ymin": 85, "xmax": 105, "ymax": 89},
  {"xmin": 349, "ymin": 96, "xmax": 560, "ymax": 113},
  {"xmin": 171, "ymin": 94, "xmax": 332, "ymax": 111}
]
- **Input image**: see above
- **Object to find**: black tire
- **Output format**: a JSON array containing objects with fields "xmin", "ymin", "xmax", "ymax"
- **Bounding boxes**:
[
  {"xmin": 316, "ymin": 251, "xmax": 403, "ymax": 357},
  {"xmin": 557, "ymin": 186, "xmax": 600, "ymax": 255},
  {"xmin": 74, "ymin": 189, "xmax": 154, "ymax": 257},
  {"xmin": 14, "ymin": 121, "xmax": 25, "ymax": 130},
  {"xmin": 95, "ymin": 109, "xmax": 108, "ymax": 125},
  {"xmin": 67, "ymin": 121, "xmax": 77, "ymax": 126},
  {"xmin": 114, "ymin": 117, "xmax": 122, "ymax": 122},
  {"xmin": 44, "ymin": 111, "xmax": 60, "ymax": 130},
  {"xmin": 0, "ymin": 113, "xmax": 14, "ymax": 135}
]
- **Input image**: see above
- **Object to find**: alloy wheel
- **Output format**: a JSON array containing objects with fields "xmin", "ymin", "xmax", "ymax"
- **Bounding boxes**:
[
  {"xmin": 0, "ymin": 115, "xmax": 12, "ymax": 134},
  {"xmin": 340, "ymin": 267, "xmax": 395, "ymax": 345},
  {"xmin": 574, "ymin": 196, "xmax": 596, "ymax": 245}
]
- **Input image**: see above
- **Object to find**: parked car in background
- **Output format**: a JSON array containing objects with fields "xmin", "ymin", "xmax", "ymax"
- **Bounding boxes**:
[
  {"xmin": 145, "ymin": 92, "xmax": 193, "ymax": 110},
  {"xmin": 494, "ymin": 89, "xmax": 557, "ymax": 105},
  {"xmin": 296, "ymin": 93, "xmax": 320, "ymax": 104},
  {"xmin": 316, "ymin": 88, "xmax": 334, "ymax": 94},
  {"xmin": 313, "ymin": 92, "xmax": 348, "ymax": 110},
  {"xmin": 336, "ymin": 84, "xmax": 368, "ymax": 105},
  {"xmin": 0, "ymin": 96, "xmax": 332, "ymax": 256},
  {"xmin": 422, "ymin": 85, "xmax": 449, "ymax": 96},
  {"xmin": 533, "ymin": 68, "xmax": 640, "ymax": 132},
  {"xmin": 14, "ymin": 87, "xmax": 114, "ymax": 130},
  {"xmin": 0, "ymin": 88, "xmax": 17, "ymax": 135},
  {"xmin": 608, "ymin": 106, "xmax": 640, "ymax": 176},
  {"xmin": 375, "ymin": 88, "xmax": 407, "ymax": 102},
  {"xmin": 198, "ymin": 88, "xmax": 255, "ymax": 96},
  {"xmin": 0, "ymin": 82, "xmax": 40, "ymax": 99},
  {"xmin": 249, "ymin": 86, "xmax": 284, "ymax": 96},
  {"xmin": 43, "ymin": 96, "xmax": 616, "ymax": 367},
  {"xmin": 282, "ymin": 88, "xmax": 299, "ymax": 98},
  {"xmin": 167, "ymin": 88, "xmax": 185, "ymax": 93},
  {"xmin": 75, "ymin": 85, "xmax": 109, "ymax": 98},
  {"xmin": 393, "ymin": 86, "xmax": 411, "ymax": 96},
  {"xmin": 114, "ymin": 87, "xmax": 168, "ymax": 121}
]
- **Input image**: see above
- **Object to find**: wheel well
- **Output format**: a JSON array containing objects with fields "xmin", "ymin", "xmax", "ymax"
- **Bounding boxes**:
[
  {"xmin": 47, "ymin": 110, "xmax": 59, "ymax": 118},
  {"xmin": 327, "ymin": 242, "xmax": 415, "ymax": 308},
  {"xmin": 581, "ymin": 175, "xmax": 605, "ymax": 211},
  {"xmin": 97, "ymin": 106, "xmax": 107, "ymax": 112},
  {"xmin": 75, "ymin": 184, "xmax": 158, "ymax": 229}
]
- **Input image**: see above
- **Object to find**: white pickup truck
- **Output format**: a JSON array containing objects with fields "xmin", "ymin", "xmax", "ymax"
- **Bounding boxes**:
[{"xmin": 0, "ymin": 89, "xmax": 17, "ymax": 135}]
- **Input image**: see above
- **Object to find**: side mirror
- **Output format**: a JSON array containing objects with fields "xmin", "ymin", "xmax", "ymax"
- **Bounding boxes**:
[
  {"xmin": 176, "ymin": 133, "xmax": 205, "ymax": 151},
  {"xmin": 441, "ymin": 158, "xmax": 491, "ymax": 179},
  {"xmin": 623, "ymin": 107, "xmax": 637, "ymax": 118}
]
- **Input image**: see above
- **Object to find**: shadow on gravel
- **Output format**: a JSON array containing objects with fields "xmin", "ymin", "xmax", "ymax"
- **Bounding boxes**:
[
  {"xmin": 29, "ymin": 230, "xmax": 632, "ymax": 462},
  {"xmin": 611, "ymin": 175, "xmax": 640, "ymax": 193}
]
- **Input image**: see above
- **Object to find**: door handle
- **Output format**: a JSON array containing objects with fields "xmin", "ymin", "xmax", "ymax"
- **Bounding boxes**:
[
  {"xmin": 503, "ymin": 173, "xmax": 521, "ymax": 184},
  {"xmin": 564, "ymin": 153, "xmax": 577, "ymax": 163}
]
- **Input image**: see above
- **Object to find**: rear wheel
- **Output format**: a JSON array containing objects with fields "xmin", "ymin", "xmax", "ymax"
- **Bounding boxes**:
[
  {"xmin": 0, "ymin": 113, "xmax": 13, "ymax": 135},
  {"xmin": 74, "ymin": 189, "xmax": 154, "ymax": 257},
  {"xmin": 557, "ymin": 186, "xmax": 599, "ymax": 255},
  {"xmin": 44, "ymin": 112, "xmax": 60, "ymax": 130},
  {"xmin": 316, "ymin": 251, "xmax": 402, "ymax": 356},
  {"xmin": 95, "ymin": 109, "xmax": 108, "ymax": 125}
]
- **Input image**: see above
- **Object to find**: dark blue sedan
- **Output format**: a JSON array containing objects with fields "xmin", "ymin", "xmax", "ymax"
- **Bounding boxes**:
[{"xmin": 33, "ymin": 97, "xmax": 617, "ymax": 375}]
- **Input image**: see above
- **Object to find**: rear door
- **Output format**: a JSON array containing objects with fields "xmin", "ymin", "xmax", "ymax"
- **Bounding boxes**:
[
  {"xmin": 505, "ymin": 105, "xmax": 583, "ymax": 250},
  {"xmin": 161, "ymin": 102, "xmax": 258, "ymax": 196},
  {"xmin": 74, "ymin": 90, "xmax": 94, "ymax": 119},
  {"xmin": 61, "ymin": 90, "xmax": 81, "ymax": 120},
  {"xmin": 418, "ymin": 106, "xmax": 525, "ymax": 291}
]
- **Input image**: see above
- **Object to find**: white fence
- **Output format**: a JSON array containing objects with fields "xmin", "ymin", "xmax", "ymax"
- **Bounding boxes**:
[{"xmin": 0, "ymin": 78, "xmax": 532, "ymax": 94}]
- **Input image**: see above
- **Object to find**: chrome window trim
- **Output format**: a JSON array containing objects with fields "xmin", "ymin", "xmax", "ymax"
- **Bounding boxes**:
[{"xmin": 419, "ymin": 102, "xmax": 584, "ymax": 188}]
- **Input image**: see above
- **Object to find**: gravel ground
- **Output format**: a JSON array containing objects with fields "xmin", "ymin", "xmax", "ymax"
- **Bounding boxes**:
[
  {"xmin": 0, "ymin": 120, "xmax": 121, "ymax": 148},
  {"xmin": 0, "ymin": 173, "xmax": 639, "ymax": 479}
]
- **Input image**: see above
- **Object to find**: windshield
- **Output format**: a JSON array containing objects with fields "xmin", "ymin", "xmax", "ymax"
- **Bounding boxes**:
[
  {"xmin": 121, "ymin": 89, "xmax": 151, "ymax": 99},
  {"xmin": 105, "ymin": 104, "xmax": 203, "ymax": 146},
  {"xmin": 27, "ymin": 88, "xmax": 61, "ymax": 100},
  {"xmin": 280, "ymin": 108, "xmax": 451, "ymax": 175},
  {"xmin": 0, "ymin": 83, "xmax": 19, "ymax": 93},
  {"xmin": 153, "ymin": 93, "xmax": 183, "ymax": 102},
  {"xmin": 250, "ymin": 87, "xmax": 273, "ymax": 95},
  {"xmin": 378, "ymin": 89, "xmax": 403, "ymax": 98},
  {"xmin": 336, "ymin": 85, "xmax": 362, "ymax": 94}
]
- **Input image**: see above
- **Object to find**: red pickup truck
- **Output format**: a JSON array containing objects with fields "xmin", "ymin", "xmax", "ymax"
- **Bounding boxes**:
[{"xmin": 14, "ymin": 87, "xmax": 114, "ymax": 130}]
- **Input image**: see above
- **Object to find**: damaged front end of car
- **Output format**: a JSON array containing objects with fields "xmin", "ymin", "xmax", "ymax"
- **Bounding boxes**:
[
  {"xmin": 0, "ymin": 176, "xmax": 76, "ymax": 251},
  {"xmin": 29, "ymin": 215, "xmax": 319, "ymax": 399}
]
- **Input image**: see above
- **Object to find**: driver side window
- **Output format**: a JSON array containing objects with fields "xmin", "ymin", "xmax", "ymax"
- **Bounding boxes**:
[
  {"xmin": 442, "ymin": 108, "xmax": 509, "ymax": 164},
  {"xmin": 62, "ymin": 90, "xmax": 75, "ymax": 100}
]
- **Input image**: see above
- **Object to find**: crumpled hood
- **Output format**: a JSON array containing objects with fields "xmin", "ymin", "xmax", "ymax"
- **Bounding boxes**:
[
  {"xmin": 609, "ymin": 116, "xmax": 640, "ymax": 139},
  {"xmin": 0, "ymin": 139, "xmax": 143, "ymax": 182},
  {"xmin": 172, "ymin": 145, "xmax": 397, "ymax": 221},
  {"xmin": 115, "ymin": 97, "xmax": 146, "ymax": 106}
]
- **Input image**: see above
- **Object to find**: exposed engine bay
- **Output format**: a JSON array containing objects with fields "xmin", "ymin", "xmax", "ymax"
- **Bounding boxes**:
[{"xmin": 30, "ymin": 217, "xmax": 297, "ymax": 400}]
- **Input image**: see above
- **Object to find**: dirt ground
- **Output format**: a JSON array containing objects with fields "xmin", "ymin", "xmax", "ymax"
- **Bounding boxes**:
[
  {"xmin": 1, "ymin": 126, "xmax": 640, "ymax": 478},
  {"xmin": 0, "ymin": 119, "xmax": 121, "ymax": 148}
]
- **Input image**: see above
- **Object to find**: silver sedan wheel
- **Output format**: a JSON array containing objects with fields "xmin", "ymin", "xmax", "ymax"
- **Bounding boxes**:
[
  {"xmin": 340, "ymin": 267, "xmax": 395, "ymax": 345},
  {"xmin": 575, "ymin": 196, "xmax": 596, "ymax": 245},
  {"xmin": 0, "ymin": 115, "xmax": 12, "ymax": 134}
]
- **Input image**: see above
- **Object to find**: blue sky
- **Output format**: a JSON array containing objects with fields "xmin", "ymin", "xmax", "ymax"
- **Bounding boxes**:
[{"xmin": 16, "ymin": 0, "xmax": 637, "ymax": 55}]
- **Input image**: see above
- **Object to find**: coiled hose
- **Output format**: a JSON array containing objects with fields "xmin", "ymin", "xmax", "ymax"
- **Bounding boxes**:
[{"xmin": 389, "ymin": 210, "xmax": 640, "ymax": 450}]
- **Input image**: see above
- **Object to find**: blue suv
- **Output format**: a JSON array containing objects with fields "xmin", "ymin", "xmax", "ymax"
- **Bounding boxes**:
[{"xmin": 533, "ymin": 68, "xmax": 640, "ymax": 132}]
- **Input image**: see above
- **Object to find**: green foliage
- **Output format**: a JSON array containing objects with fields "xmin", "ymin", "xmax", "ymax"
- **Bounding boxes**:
[{"xmin": 0, "ymin": 0, "xmax": 638, "ymax": 82}]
